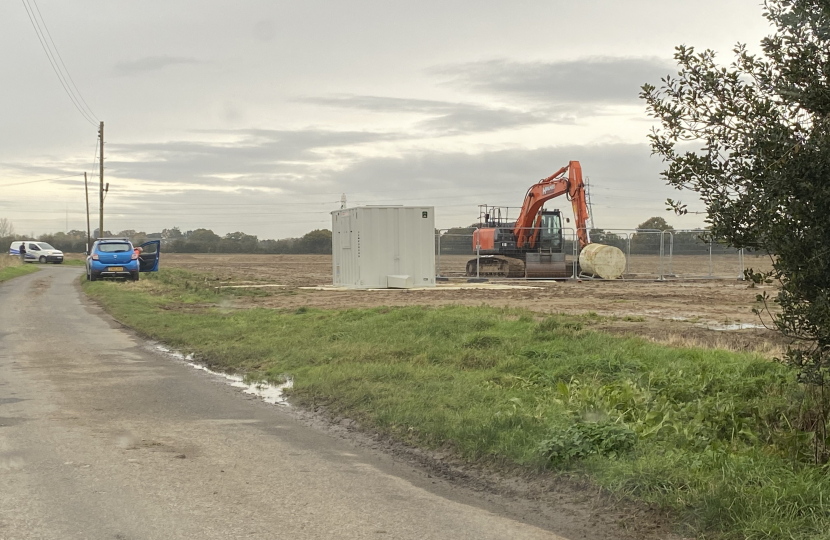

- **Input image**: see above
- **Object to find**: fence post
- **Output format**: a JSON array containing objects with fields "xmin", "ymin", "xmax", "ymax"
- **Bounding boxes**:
[
  {"xmin": 573, "ymin": 229, "xmax": 578, "ymax": 279},
  {"xmin": 436, "ymin": 231, "xmax": 442, "ymax": 278},
  {"xmin": 708, "ymin": 235, "xmax": 713, "ymax": 277},
  {"xmin": 668, "ymin": 231, "xmax": 674, "ymax": 276},
  {"xmin": 658, "ymin": 231, "xmax": 665, "ymax": 281},
  {"xmin": 739, "ymin": 248, "xmax": 745, "ymax": 280}
]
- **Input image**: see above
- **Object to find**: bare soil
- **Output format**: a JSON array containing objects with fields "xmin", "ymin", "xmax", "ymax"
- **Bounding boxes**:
[{"xmin": 161, "ymin": 253, "xmax": 785, "ymax": 355}]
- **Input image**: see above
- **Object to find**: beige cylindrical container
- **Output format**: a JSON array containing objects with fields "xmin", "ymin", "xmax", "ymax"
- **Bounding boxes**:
[{"xmin": 578, "ymin": 243, "xmax": 626, "ymax": 279}]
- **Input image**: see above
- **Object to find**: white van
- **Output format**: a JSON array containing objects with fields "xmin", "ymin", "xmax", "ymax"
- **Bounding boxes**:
[{"xmin": 9, "ymin": 241, "xmax": 64, "ymax": 264}]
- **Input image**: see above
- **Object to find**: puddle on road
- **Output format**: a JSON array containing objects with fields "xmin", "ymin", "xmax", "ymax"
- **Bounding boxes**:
[{"xmin": 153, "ymin": 345, "xmax": 293, "ymax": 406}]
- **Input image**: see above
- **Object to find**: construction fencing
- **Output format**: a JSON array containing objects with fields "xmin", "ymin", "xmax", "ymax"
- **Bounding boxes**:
[{"xmin": 435, "ymin": 228, "xmax": 752, "ymax": 281}]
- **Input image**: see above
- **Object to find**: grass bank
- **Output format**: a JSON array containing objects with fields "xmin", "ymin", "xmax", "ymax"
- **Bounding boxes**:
[
  {"xmin": 0, "ymin": 258, "xmax": 39, "ymax": 282},
  {"xmin": 84, "ymin": 270, "xmax": 830, "ymax": 540}
]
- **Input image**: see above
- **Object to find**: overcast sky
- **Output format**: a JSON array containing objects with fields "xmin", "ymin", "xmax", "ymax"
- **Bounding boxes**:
[{"xmin": 1, "ymin": 1, "xmax": 773, "ymax": 239}]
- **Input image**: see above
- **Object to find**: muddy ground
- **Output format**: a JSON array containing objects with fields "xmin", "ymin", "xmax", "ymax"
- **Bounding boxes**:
[{"xmin": 160, "ymin": 253, "xmax": 784, "ymax": 355}]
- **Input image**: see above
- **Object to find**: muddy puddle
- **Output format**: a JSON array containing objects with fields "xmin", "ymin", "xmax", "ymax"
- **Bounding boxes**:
[
  {"xmin": 704, "ymin": 322, "xmax": 767, "ymax": 331},
  {"xmin": 152, "ymin": 344, "xmax": 293, "ymax": 405}
]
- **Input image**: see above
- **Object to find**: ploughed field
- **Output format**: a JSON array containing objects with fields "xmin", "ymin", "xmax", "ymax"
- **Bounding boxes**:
[{"xmin": 160, "ymin": 253, "xmax": 782, "ymax": 354}]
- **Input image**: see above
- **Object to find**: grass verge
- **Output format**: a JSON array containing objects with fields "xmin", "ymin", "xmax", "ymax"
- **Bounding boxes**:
[
  {"xmin": 84, "ymin": 269, "xmax": 830, "ymax": 540},
  {"xmin": 0, "ymin": 258, "xmax": 39, "ymax": 282}
]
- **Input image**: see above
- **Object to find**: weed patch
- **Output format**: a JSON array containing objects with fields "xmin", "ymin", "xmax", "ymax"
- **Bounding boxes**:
[{"xmin": 539, "ymin": 422, "xmax": 637, "ymax": 465}]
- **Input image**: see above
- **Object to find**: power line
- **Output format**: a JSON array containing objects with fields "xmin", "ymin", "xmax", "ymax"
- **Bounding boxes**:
[
  {"xmin": 0, "ymin": 173, "xmax": 84, "ymax": 187},
  {"xmin": 30, "ymin": 0, "xmax": 99, "ymax": 123},
  {"xmin": 20, "ymin": 0, "xmax": 98, "ymax": 127}
]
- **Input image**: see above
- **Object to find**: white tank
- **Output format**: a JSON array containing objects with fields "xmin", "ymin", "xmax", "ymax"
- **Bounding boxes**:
[{"xmin": 578, "ymin": 243, "xmax": 626, "ymax": 279}]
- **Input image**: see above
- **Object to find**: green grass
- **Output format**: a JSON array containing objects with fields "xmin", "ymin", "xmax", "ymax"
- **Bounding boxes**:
[
  {"xmin": 0, "ymin": 262, "xmax": 39, "ymax": 282},
  {"xmin": 83, "ymin": 269, "xmax": 830, "ymax": 540}
]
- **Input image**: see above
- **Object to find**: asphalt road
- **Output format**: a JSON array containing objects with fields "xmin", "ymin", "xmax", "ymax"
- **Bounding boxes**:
[{"xmin": 0, "ymin": 267, "xmax": 569, "ymax": 540}]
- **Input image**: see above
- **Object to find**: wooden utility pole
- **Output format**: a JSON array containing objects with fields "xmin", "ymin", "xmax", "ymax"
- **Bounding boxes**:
[
  {"xmin": 84, "ymin": 172, "xmax": 91, "ymax": 252},
  {"xmin": 98, "ymin": 121, "xmax": 104, "ymax": 239}
]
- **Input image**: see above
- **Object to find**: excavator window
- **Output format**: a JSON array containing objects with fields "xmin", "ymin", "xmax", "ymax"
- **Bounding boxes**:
[{"xmin": 539, "ymin": 212, "xmax": 563, "ymax": 252}]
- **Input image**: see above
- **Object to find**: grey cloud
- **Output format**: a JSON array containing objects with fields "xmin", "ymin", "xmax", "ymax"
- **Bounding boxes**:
[
  {"xmin": 416, "ymin": 108, "xmax": 566, "ymax": 133},
  {"xmin": 327, "ymin": 144, "xmax": 664, "ymax": 195},
  {"xmin": 305, "ymin": 95, "xmax": 462, "ymax": 114},
  {"xmin": 304, "ymin": 95, "xmax": 567, "ymax": 134},
  {"xmin": 113, "ymin": 56, "xmax": 199, "ymax": 76},
  {"xmin": 433, "ymin": 57, "xmax": 675, "ymax": 104},
  {"xmin": 105, "ymin": 128, "xmax": 402, "ymax": 188},
  {"xmin": 104, "ymin": 133, "xmax": 675, "ymax": 217},
  {"xmin": 318, "ymin": 144, "xmax": 682, "ymax": 230}
]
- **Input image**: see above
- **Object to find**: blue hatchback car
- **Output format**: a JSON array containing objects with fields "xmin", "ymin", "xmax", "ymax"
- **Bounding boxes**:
[{"xmin": 86, "ymin": 239, "xmax": 160, "ymax": 281}]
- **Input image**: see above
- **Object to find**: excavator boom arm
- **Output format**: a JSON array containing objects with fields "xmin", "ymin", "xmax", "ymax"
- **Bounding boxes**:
[{"xmin": 513, "ymin": 161, "xmax": 591, "ymax": 249}]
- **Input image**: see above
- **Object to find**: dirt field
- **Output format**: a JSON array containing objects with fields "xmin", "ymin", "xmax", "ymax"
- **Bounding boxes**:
[{"xmin": 160, "ymin": 253, "xmax": 784, "ymax": 355}]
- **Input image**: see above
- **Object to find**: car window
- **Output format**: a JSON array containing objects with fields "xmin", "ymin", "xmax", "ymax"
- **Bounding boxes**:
[
  {"xmin": 29, "ymin": 244, "xmax": 40, "ymax": 250},
  {"xmin": 98, "ymin": 243, "xmax": 131, "ymax": 253},
  {"xmin": 37, "ymin": 243, "xmax": 55, "ymax": 250},
  {"xmin": 141, "ymin": 243, "xmax": 158, "ymax": 254}
]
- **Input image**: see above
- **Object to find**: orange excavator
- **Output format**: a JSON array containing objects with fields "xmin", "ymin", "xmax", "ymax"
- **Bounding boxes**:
[{"xmin": 466, "ymin": 160, "xmax": 592, "ymax": 278}]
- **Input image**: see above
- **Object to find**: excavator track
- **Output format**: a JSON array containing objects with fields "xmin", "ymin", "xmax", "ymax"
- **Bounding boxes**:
[{"xmin": 465, "ymin": 256, "xmax": 525, "ymax": 278}]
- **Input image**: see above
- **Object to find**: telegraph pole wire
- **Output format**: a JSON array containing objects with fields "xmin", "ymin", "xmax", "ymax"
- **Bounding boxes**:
[
  {"xmin": 20, "ymin": 0, "xmax": 98, "ymax": 126},
  {"xmin": 29, "ymin": 0, "xmax": 99, "ymax": 123},
  {"xmin": 0, "ymin": 173, "xmax": 84, "ymax": 188}
]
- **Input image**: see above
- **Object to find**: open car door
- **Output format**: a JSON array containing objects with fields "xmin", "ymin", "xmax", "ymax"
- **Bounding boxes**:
[{"xmin": 138, "ymin": 240, "xmax": 160, "ymax": 272}]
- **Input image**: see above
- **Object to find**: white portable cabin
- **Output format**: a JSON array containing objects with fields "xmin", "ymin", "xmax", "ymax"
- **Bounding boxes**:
[{"xmin": 331, "ymin": 206, "xmax": 436, "ymax": 289}]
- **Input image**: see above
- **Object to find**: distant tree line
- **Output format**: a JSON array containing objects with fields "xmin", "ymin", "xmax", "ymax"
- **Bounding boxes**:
[
  {"xmin": 2, "ymin": 216, "xmax": 741, "ymax": 257},
  {"xmin": 166, "ymin": 228, "xmax": 332, "ymax": 254},
  {"xmin": 0, "ymin": 220, "xmax": 332, "ymax": 255}
]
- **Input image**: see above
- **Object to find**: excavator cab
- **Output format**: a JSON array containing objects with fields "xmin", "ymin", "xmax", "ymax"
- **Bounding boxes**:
[{"xmin": 537, "ymin": 210, "xmax": 563, "ymax": 252}]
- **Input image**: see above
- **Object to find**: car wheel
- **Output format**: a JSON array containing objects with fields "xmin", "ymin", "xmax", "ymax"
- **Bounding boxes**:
[
  {"xmin": 89, "ymin": 271, "xmax": 98, "ymax": 282},
  {"xmin": 131, "ymin": 272, "xmax": 140, "ymax": 282},
  {"xmin": 39, "ymin": 256, "xmax": 46, "ymax": 263}
]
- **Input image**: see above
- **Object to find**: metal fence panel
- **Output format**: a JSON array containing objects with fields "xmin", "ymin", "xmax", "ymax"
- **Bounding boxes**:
[
  {"xmin": 661, "ymin": 230, "xmax": 744, "ymax": 280},
  {"xmin": 436, "ymin": 231, "xmax": 476, "ymax": 277},
  {"xmin": 435, "ymin": 228, "xmax": 747, "ymax": 281}
]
